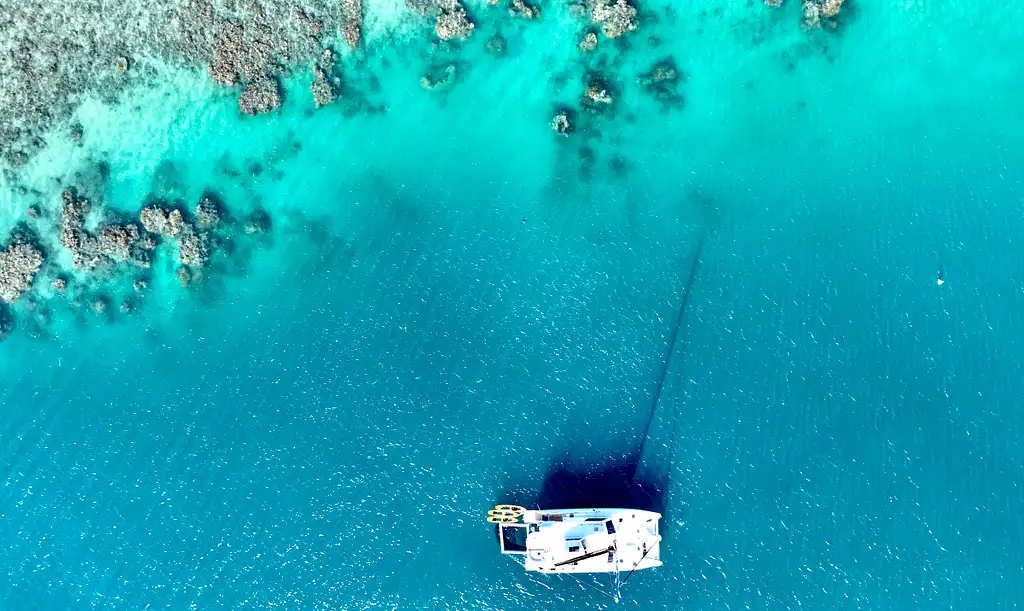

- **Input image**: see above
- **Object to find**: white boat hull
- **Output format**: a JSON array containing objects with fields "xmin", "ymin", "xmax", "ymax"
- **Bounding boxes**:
[{"xmin": 495, "ymin": 507, "xmax": 662, "ymax": 575}]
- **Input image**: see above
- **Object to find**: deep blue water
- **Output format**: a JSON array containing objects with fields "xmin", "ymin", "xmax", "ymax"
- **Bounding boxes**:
[{"xmin": 2, "ymin": 0, "xmax": 1024, "ymax": 609}]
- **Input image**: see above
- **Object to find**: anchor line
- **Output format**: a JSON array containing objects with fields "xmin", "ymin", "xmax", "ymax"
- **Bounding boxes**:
[
  {"xmin": 635, "ymin": 236, "xmax": 705, "ymax": 462},
  {"xmin": 619, "ymin": 542, "xmax": 657, "ymax": 586},
  {"xmin": 567, "ymin": 572, "xmax": 615, "ymax": 599}
]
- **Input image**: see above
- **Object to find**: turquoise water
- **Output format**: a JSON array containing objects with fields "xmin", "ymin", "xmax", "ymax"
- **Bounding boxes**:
[{"xmin": 3, "ymin": 0, "xmax": 1024, "ymax": 608}]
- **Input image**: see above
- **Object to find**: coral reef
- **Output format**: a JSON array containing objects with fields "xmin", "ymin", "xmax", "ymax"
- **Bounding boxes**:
[
  {"xmin": 177, "ymin": 229, "xmax": 211, "ymax": 268},
  {"xmin": 0, "ymin": 234, "xmax": 44, "ymax": 304},
  {"xmin": 821, "ymin": 0, "xmax": 844, "ymax": 17},
  {"xmin": 138, "ymin": 199, "xmax": 215, "ymax": 268},
  {"xmin": 91, "ymin": 297, "xmax": 109, "ymax": 314},
  {"xmin": 311, "ymin": 49, "xmax": 342, "ymax": 109},
  {"xmin": 801, "ymin": 2, "xmax": 821, "ymax": 29},
  {"xmin": 179, "ymin": 2, "xmax": 323, "ymax": 114},
  {"xmin": 587, "ymin": 0, "xmax": 638, "ymax": 39},
  {"xmin": 244, "ymin": 209, "xmax": 272, "ymax": 235},
  {"xmin": 238, "ymin": 77, "xmax": 284, "ymax": 116},
  {"xmin": 194, "ymin": 194, "xmax": 222, "ymax": 229},
  {"xmin": 340, "ymin": 0, "xmax": 363, "ymax": 48},
  {"xmin": 509, "ymin": 0, "xmax": 540, "ymax": 20},
  {"xmin": 176, "ymin": 266, "xmax": 195, "ymax": 288},
  {"xmin": 0, "ymin": 308, "xmax": 12, "ymax": 341},
  {"xmin": 139, "ymin": 205, "xmax": 186, "ymax": 238},
  {"xmin": 0, "ymin": 0, "xmax": 351, "ymax": 161},
  {"xmin": 801, "ymin": 0, "xmax": 844, "ymax": 29},
  {"xmin": 0, "ymin": 0, "xmax": 648, "ymax": 167},
  {"xmin": 582, "ymin": 77, "xmax": 615, "ymax": 113},
  {"xmin": 420, "ymin": 64, "xmax": 458, "ymax": 91},
  {"xmin": 486, "ymin": 34, "xmax": 508, "ymax": 57},
  {"xmin": 551, "ymin": 111, "xmax": 573, "ymax": 137},
  {"xmin": 60, "ymin": 188, "xmax": 153, "ymax": 270},
  {"xmin": 638, "ymin": 59, "xmax": 683, "ymax": 107},
  {"xmin": 0, "ymin": 178, "xmax": 272, "ymax": 338},
  {"xmin": 434, "ymin": 0, "xmax": 475, "ymax": 40},
  {"xmin": 578, "ymin": 31, "xmax": 599, "ymax": 52}
]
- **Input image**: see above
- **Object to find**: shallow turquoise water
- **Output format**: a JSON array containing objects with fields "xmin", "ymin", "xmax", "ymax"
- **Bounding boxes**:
[{"xmin": 2, "ymin": 1, "xmax": 1024, "ymax": 609}]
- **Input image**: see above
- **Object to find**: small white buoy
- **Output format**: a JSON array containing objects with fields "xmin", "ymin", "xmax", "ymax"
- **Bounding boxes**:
[{"xmin": 937, "ymin": 278, "xmax": 944, "ymax": 286}]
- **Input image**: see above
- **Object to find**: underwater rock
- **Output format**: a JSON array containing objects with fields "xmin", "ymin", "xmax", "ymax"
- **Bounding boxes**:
[
  {"xmin": 119, "ymin": 300, "xmax": 134, "ymax": 314},
  {"xmin": 52, "ymin": 277, "xmax": 67, "ymax": 291},
  {"xmin": 578, "ymin": 31, "xmax": 598, "ymax": 52},
  {"xmin": 133, "ymin": 278, "xmax": 149, "ymax": 293},
  {"xmin": 115, "ymin": 56, "xmax": 130, "ymax": 73},
  {"xmin": 765, "ymin": 0, "xmax": 783, "ymax": 5},
  {"xmin": 91, "ymin": 297, "xmax": 109, "ymax": 314},
  {"xmin": 486, "ymin": 34, "xmax": 508, "ymax": 56},
  {"xmin": 589, "ymin": 0, "xmax": 638, "ymax": 38},
  {"xmin": 243, "ymin": 209, "xmax": 272, "ymax": 235},
  {"xmin": 420, "ymin": 64, "xmax": 458, "ymax": 91},
  {"xmin": 194, "ymin": 195, "xmax": 222, "ymax": 229},
  {"xmin": 139, "ymin": 205, "xmax": 186, "ymax": 238},
  {"xmin": 551, "ymin": 110, "xmax": 573, "ymax": 136},
  {"xmin": 70, "ymin": 123, "xmax": 84, "ymax": 141},
  {"xmin": 239, "ymin": 77, "xmax": 283, "ymax": 116},
  {"xmin": 509, "ymin": 0, "xmax": 540, "ymax": 20},
  {"xmin": 435, "ymin": 1, "xmax": 475, "ymax": 40},
  {"xmin": 27, "ymin": 205, "xmax": 41, "ymax": 219},
  {"xmin": 0, "ymin": 238, "xmax": 44, "ymax": 304}
]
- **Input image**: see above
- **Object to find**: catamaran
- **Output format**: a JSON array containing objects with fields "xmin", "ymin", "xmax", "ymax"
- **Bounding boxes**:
[{"xmin": 488, "ymin": 505, "xmax": 662, "ymax": 600}]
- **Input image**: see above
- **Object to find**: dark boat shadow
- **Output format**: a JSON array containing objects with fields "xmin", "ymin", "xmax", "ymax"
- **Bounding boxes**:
[
  {"xmin": 535, "ymin": 457, "xmax": 665, "ymax": 517},
  {"xmin": 495, "ymin": 454, "xmax": 684, "ymax": 555}
]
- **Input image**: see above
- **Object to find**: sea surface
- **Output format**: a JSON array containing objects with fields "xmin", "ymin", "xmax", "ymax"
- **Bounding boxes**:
[{"xmin": 2, "ymin": 0, "xmax": 1024, "ymax": 609}]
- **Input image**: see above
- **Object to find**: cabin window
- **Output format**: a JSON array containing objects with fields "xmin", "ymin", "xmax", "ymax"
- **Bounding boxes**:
[{"xmin": 568, "ymin": 545, "xmax": 580, "ymax": 553}]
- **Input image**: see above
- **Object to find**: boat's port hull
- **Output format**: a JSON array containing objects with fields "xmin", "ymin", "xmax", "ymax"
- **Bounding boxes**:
[{"xmin": 527, "ymin": 558, "xmax": 663, "ymax": 574}]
